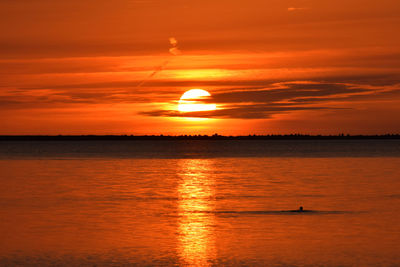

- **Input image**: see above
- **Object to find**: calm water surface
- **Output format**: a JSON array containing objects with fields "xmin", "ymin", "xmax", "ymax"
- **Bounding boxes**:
[{"xmin": 0, "ymin": 140, "xmax": 399, "ymax": 266}]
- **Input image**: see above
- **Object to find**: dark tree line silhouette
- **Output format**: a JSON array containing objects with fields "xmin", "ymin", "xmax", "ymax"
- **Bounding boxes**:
[{"xmin": 1, "ymin": 134, "xmax": 399, "ymax": 141}]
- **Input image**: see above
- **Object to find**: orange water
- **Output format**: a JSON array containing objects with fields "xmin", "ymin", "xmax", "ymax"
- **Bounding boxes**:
[{"xmin": 0, "ymin": 157, "xmax": 399, "ymax": 266}]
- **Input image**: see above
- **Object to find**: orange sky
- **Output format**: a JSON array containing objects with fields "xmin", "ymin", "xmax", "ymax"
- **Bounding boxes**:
[{"xmin": 1, "ymin": 0, "xmax": 399, "ymax": 135}]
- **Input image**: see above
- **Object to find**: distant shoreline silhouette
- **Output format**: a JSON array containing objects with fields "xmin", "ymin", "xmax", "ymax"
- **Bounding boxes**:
[{"xmin": 0, "ymin": 134, "xmax": 400, "ymax": 141}]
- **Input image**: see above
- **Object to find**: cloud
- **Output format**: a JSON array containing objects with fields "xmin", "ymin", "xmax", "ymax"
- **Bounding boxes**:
[
  {"xmin": 168, "ymin": 37, "xmax": 181, "ymax": 56},
  {"xmin": 21, "ymin": 72, "xmax": 398, "ymax": 92},
  {"xmin": 140, "ymin": 103, "xmax": 338, "ymax": 119},
  {"xmin": 136, "ymin": 37, "xmax": 182, "ymax": 88},
  {"xmin": 3, "ymin": 72, "xmax": 399, "ymax": 115},
  {"xmin": 287, "ymin": 7, "xmax": 310, "ymax": 12},
  {"xmin": 140, "ymin": 81, "xmax": 400, "ymax": 119}
]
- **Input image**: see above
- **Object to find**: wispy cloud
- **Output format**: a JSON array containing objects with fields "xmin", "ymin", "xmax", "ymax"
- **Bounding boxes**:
[
  {"xmin": 135, "ymin": 37, "xmax": 182, "ymax": 88},
  {"xmin": 287, "ymin": 7, "xmax": 310, "ymax": 12},
  {"xmin": 140, "ymin": 81, "xmax": 400, "ymax": 119}
]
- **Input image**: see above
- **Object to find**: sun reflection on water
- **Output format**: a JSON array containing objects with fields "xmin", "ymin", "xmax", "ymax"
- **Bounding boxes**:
[{"xmin": 177, "ymin": 159, "xmax": 216, "ymax": 266}]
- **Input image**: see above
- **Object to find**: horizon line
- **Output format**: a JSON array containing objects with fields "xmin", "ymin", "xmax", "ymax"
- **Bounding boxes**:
[{"xmin": 1, "ymin": 134, "xmax": 400, "ymax": 141}]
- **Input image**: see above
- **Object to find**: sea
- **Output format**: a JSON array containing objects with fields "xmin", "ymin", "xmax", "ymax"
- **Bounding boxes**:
[{"xmin": 0, "ymin": 140, "xmax": 399, "ymax": 266}]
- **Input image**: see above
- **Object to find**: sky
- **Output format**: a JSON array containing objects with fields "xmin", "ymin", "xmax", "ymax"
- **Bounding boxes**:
[{"xmin": 1, "ymin": 0, "xmax": 400, "ymax": 135}]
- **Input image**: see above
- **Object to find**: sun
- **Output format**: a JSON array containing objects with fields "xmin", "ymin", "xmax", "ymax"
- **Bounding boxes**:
[{"xmin": 178, "ymin": 89, "xmax": 217, "ymax": 113}]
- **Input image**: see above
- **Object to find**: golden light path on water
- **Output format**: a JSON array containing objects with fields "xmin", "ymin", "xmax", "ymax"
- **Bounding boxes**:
[{"xmin": 177, "ymin": 159, "xmax": 216, "ymax": 266}]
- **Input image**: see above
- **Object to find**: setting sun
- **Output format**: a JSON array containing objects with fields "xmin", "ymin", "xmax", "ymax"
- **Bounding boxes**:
[{"xmin": 178, "ymin": 89, "xmax": 217, "ymax": 113}]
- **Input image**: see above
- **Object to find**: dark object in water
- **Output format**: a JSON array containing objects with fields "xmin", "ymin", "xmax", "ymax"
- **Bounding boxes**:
[{"xmin": 287, "ymin": 206, "xmax": 310, "ymax": 213}]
